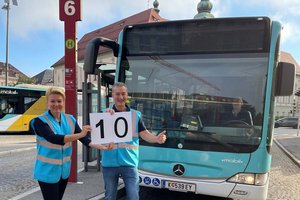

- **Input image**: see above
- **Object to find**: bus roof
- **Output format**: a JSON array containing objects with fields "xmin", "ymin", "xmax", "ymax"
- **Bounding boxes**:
[{"xmin": 0, "ymin": 84, "xmax": 50, "ymax": 92}]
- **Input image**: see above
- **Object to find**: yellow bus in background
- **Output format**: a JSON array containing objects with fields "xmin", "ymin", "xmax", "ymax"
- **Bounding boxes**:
[{"xmin": 0, "ymin": 84, "xmax": 49, "ymax": 134}]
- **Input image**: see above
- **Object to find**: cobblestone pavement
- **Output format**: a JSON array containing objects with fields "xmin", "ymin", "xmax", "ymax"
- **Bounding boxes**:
[
  {"xmin": 268, "ymin": 140, "xmax": 300, "ymax": 200},
  {"xmin": 0, "ymin": 149, "xmax": 37, "ymax": 200},
  {"xmin": 0, "ymin": 136, "xmax": 84, "ymax": 200}
]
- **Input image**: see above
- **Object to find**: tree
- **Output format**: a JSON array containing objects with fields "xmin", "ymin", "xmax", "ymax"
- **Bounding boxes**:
[{"xmin": 15, "ymin": 75, "xmax": 35, "ymax": 85}]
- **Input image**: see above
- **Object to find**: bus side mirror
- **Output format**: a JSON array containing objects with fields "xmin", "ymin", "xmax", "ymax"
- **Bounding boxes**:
[
  {"xmin": 83, "ymin": 37, "xmax": 119, "ymax": 74},
  {"xmin": 275, "ymin": 62, "xmax": 295, "ymax": 96}
]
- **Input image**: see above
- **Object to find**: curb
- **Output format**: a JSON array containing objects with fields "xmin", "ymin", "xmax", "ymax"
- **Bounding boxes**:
[{"xmin": 274, "ymin": 139, "xmax": 300, "ymax": 168}]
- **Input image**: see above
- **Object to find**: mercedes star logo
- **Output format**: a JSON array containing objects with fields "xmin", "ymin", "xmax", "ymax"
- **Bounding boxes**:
[{"xmin": 173, "ymin": 164, "xmax": 185, "ymax": 176}]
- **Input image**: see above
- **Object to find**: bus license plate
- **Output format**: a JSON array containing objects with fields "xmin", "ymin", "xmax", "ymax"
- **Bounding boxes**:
[{"xmin": 162, "ymin": 180, "xmax": 196, "ymax": 192}]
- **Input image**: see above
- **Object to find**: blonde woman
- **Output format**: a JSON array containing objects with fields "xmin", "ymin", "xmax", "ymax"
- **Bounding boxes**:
[{"xmin": 30, "ymin": 86, "xmax": 109, "ymax": 200}]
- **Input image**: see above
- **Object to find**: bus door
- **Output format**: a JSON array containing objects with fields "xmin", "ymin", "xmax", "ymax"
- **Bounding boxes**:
[{"xmin": 82, "ymin": 58, "xmax": 116, "ymax": 171}]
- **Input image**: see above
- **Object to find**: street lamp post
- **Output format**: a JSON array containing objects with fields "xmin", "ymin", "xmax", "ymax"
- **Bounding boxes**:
[{"xmin": 2, "ymin": 0, "xmax": 18, "ymax": 86}]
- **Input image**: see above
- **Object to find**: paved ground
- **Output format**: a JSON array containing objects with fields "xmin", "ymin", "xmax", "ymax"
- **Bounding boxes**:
[
  {"xmin": 268, "ymin": 140, "xmax": 300, "ymax": 200},
  {"xmin": 0, "ymin": 135, "xmax": 35, "ymax": 154},
  {"xmin": 14, "ymin": 168, "xmax": 107, "ymax": 200},
  {"xmin": 1, "ymin": 128, "xmax": 299, "ymax": 200}
]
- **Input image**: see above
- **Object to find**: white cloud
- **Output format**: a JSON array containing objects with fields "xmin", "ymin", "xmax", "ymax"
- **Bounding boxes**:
[
  {"xmin": 270, "ymin": 11, "xmax": 300, "ymax": 46},
  {"xmin": 289, "ymin": 5, "xmax": 300, "ymax": 16},
  {"xmin": 9, "ymin": 0, "xmax": 62, "ymax": 38},
  {"xmin": 241, "ymin": 0, "xmax": 297, "ymax": 7},
  {"xmin": 210, "ymin": 0, "xmax": 232, "ymax": 17},
  {"xmin": 80, "ymin": 0, "xmax": 200, "ymax": 27},
  {"xmin": 81, "ymin": 0, "xmax": 146, "ymax": 26},
  {"xmin": 158, "ymin": 0, "xmax": 231, "ymax": 19},
  {"xmin": 8, "ymin": 0, "xmax": 197, "ymax": 38},
  {"xmin": 155, "ymin": 0, "xmax": 199, "ymax": 20},
  {"xmin": 237, "ymin": 0, "xmax": 300, "ymax": 16},
  {"xmin": 7, "ymin": 0, "xmax": 230, "ymax": 39},
  {"xmin": 281, "ymin": 22, "xmax": 300, "ymax": 44}
]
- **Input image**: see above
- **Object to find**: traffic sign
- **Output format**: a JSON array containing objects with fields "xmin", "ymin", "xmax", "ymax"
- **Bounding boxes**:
[
  {"xmin": 66, "ymin": 39, "xmax": 75, "ymax": 49},
  {"xmin": 59, "ymin": 0, "xmax": 81, "ymax": 21}
]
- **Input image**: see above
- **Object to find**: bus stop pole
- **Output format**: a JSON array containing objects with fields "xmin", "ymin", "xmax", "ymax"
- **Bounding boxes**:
[{"xmin": 59, "ymin": 0, "xmax": 82, "ymax": 183}]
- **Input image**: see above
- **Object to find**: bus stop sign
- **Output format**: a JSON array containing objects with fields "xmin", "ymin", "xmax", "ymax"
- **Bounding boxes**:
[
  {"xmin": 59, "ymin": 0, "xmax": 81, "ymax": 21},
  {"xmin": 59, "ymin": 0, "xmax": 81, "ymax": 183}
]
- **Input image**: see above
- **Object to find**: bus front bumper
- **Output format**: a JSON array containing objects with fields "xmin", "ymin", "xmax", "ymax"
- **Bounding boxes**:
[{"xmin": 138, "ymin": 170, "xmax": 269, "ymax": 200}]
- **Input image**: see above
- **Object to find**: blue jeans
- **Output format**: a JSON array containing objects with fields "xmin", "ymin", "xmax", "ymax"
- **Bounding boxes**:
[{"xmin": 102, "ymin": 166, "xmax": 139, "ymax": 200}]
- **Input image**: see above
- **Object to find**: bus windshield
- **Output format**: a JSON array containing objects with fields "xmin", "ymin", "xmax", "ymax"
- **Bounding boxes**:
[{"xmin": 123, "ymin": 53, "xmax": 268, "ymax": 153}]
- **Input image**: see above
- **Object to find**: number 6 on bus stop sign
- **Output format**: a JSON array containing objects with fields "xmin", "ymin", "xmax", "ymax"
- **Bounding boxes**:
[{"xmin": 89, "ymin": 112, "xmax": 132, "ymax": 144}]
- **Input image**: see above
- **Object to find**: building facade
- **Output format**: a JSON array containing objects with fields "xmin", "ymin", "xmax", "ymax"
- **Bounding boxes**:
[
  {"xmin": 0, "ymin": 62, "xmax": 30, "ymax": 86},
  {"xmin": 275, "ymin": 52, "xmax": 300, "ymax": 119}
]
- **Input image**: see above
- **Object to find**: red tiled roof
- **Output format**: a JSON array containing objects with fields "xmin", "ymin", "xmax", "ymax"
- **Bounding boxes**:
[
  {"xmin": 52, "ymin": 9, "xmax": 166, "ymax": 67},
  {"xmin": 0, "ymin": 62, "xmax": 29, "ymax": 78},
  {"xmin": 280, "ymin": 51, "xmax": 300, "ymax": 73}
]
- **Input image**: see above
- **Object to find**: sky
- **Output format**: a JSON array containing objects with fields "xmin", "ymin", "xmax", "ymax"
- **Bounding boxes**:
[{"xmin": 0, "ymin": 0, "xmax": 299, "ymax": 77}]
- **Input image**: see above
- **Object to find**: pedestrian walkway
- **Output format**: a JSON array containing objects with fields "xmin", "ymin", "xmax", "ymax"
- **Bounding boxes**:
[
  {"xmin": 10, "ymin": 167, "xmax": 125, "ymax": 200},
  {"xmin": 274, "ymin": 132, "xmax": 300, "ymax": 168}
]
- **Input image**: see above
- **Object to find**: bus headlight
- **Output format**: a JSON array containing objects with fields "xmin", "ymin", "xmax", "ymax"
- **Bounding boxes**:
[{"xmin": 227, "ymin": 173, "xmax": 268, "ymax": 185}]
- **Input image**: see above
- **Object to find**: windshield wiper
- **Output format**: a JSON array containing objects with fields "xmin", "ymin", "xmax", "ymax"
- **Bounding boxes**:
[{"xmin": 163, "ymin": 128, "xmax": 240, "ymax": 153}]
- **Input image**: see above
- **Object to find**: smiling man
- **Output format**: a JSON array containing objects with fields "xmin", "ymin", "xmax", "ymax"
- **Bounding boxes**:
[{"xmin": 101, "ymin": 82, "xmax": 167, "ymax": 200}]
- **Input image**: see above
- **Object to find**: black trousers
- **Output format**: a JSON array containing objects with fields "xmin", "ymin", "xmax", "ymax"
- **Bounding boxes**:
[{"xmin": 38, "ymin": 178, "xmax": 68, "ymax": 200}]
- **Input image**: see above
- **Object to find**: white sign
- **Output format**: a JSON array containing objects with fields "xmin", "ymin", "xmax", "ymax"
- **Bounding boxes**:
[{"xmin": 90, "ymin": 112, "xmax": 132, "ymax": 144}]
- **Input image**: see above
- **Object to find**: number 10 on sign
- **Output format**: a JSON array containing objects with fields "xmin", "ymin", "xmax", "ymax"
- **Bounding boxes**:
[{"xmin": 90, "ymin": 112, "xmax": 132, "ymax": 144}]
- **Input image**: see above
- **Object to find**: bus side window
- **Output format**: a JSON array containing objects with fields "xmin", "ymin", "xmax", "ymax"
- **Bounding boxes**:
[
  {"xmin": 5, "ymin": 103, "xmax": 14, "ymax": 113},
  {"xmin": 24, "ymin": 97, "xmax": 38, "ymax": 111}
]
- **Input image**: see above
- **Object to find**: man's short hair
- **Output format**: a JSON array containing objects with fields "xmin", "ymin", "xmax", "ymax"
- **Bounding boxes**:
[
  {"xmin": 232, "ymin": 97, "xmax": 243, "ymax": 104},
  {"xmin": 112, "ymin": 82, "xmax": 127, "ymax": 90}
]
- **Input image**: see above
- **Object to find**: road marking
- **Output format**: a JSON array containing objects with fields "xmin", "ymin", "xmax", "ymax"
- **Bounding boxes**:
[
  {"xmin": 0, "ymin": 147, "xmax": 36, "ymax": 156},
  {"xmin": 9, "ymin": 187, "xmax": 40, "ymax": 200}
]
